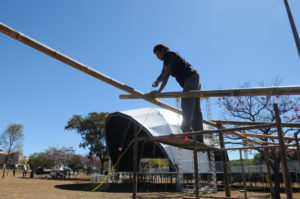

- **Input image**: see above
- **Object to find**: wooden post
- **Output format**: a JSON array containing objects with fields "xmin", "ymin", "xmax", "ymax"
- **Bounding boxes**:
[
  {"xmin": 263, "ymin": 148, "xmax": 275, "ymax": 199},
  {"xmin": 294, "ymin": 132, "xmax": 300, "ymax": 168},
  {"xmin": 283, "ymin": 0, "xmax": 300, "ymax": 58},
  {"xmin": 217, "ymin": 122, "xmax": 231, "ymax": 197},
  {"xmin": 193, "ymin": 136, "xmax": 200, "ymax": 199},
  {"xmin": 274, "ymin": 104, "xmax": 293, "ymax": 199},
  {"xmin": 239, "ymin": 149, "xmax": 247, "ymax": 199},
  {"xmin": 132, "ymin": 126, "xmax": 138, "ymax": 199}
]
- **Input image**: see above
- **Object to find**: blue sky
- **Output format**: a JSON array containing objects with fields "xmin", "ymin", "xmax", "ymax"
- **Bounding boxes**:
[{"xmin": 0, "ymin": 0, "xmax": 299, "ymax": 157}]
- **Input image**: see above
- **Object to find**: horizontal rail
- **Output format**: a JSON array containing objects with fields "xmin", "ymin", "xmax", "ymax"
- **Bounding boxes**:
[
  {"xmin": 137, "ymin": 123, "xmax": 277, "ymax": 142},
  {"xmin": 211, "ymin": 120, "xmax": 300, "ymax": 128},
  {"xmin": 120, "ymin": 86, "xmax": 300, "ymax": 99}
]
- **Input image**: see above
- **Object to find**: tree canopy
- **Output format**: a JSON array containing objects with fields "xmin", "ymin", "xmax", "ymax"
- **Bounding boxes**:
[{"xmin": 65, "ymin": 112, "xmax": 108, "ymax": 173}]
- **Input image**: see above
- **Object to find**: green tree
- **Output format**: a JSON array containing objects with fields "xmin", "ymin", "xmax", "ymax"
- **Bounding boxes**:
[
  {"xmin": 217, "ymin": 80, "xmax": 300, "ymax": 199},
  {"xmin": 0, "ymin": 123, "xmax": 24, "ymax": 178},
  {"xmin": 65, "ymin": 112, "xmax": 108, "ymax": 173},
  {"xmin": 67, "ymin": 154, "xmax": 83, "ymax": 174},
  {"xmin": 27, "ymin": 152, "xmax": 55, "ymax": 170}
]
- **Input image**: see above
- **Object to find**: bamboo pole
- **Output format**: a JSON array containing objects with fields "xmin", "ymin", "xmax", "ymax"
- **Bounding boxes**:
[
  {"xmin": 137, "ymin": 123, "xmax": 276, "ymax": 143},
  {"xmin": 0, "ymin": 22, "xmax": 262, "ymax": 145},
  {"xmin": 239, "ymin": 149, "xmax": 247, "ymax": 199},
  {"xmin": 193, "ymin": 136, "xmax": 199, "ymax": 199},
  {"xmin": 0, "ymin": 22, "xmax": 181, "ymax": 115},
  {"xmin": 217, "ymin": 122, "xmax": 231, "ymax": 197},
  {"xmin": 132, "ymin": 126, "xmax": 138, "ymax": 199},
  {"xmin": 283, "ymin": 0, "xmax": 300, "ymax": 58},
  {"xmin": 211, "ymin": 120, "xmax": 300, "ymax": 128},
  {"xmin": 120, "ymin": 86, "xmax": 300, "ymax": 99},
  {"xmin": 274, "ymin": 104, "xmax": 293, "ymax": 199}
]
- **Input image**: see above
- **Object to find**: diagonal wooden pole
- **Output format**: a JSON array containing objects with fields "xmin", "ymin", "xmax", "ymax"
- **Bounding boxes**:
[
  {"xmin": 283, "ymin": 0, "xmax": 300, "ymax": 58},
  {"xmin": 0, "ymin": 22, "xmax": 265, "ymax": 146},
  {"xmin": 0, "ymin": 22, "xmax": 181, "ymax": 115}
]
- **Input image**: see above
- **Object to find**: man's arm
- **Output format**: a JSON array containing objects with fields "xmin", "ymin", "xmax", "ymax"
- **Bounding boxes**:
[
  {"xmin": 150, "ymin": 64, "xmax": 172, "ymax": 96},
  {"xmin": 152, "ymin": 73, "xmax": 163, "ymax": 87}
]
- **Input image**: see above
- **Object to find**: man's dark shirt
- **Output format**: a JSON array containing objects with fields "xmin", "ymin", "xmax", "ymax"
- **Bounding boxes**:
[{"xmin": 163, "ymin": 51, "xmax": 197, "ymax": 88}]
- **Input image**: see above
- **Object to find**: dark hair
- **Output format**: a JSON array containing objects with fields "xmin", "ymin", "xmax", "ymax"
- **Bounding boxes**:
[{"xmin": 153, "ymin": 44, "xmax": 169, "ymax": 53}]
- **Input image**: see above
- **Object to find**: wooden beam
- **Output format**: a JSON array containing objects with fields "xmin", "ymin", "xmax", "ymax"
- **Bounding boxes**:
[
  {"xmin": 284, "ymin": 0, "xmax": 300, "ymax": 58},
  {"xmin": 217, "ymin": 122, "xmax": 231, "ymax": 198},
  {"xmin": 239, "ymin": 149, "xmax": 247, "ymax": 199},
  {"xmin": 274, "ymin": 104, "xmax": 293, "ymax": 199},
  {"xmin": 0, "ymin": 23, "xmax": 263, "ymax": 147},
  {"xmin": 120, "ymin": 86, "xmax": 300, "ymax": 99},
  {"xmin": 132, "ymin": 126, "xmax": 138, "ymax": 199},
  {"xmin": 138, "ymin": 123, "xmax": 276, "ymax": 145},
  {"xmin": 0, "ymin": 22, "xmax": 181, "ymax": 115},
  {"xmin": 193, "ymin": 136, "xmax": 199, "ymax": 199},
  {"xmin": 211, "ymin": 120, "xmax": 300, "ymax": 128}
]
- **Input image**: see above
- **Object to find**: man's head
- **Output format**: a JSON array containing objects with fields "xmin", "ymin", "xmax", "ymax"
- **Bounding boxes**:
[{"xmin": 153, "ymin": 44, "xmax": 169, "ymax": 60}]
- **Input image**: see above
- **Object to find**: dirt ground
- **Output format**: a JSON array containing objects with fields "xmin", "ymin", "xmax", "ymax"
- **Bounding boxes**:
[{"xmin": 1, "ymin": 170, "xmax": 300, "ymax": 199}]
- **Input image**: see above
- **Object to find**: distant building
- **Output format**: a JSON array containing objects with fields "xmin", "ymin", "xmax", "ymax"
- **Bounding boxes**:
[
  {"xmin": 0, "ymin": 151, "xmax": 19, "ymax": 168},
  {"xmin": 0, "ymin": 151, "xmax": 28, "ymax": 169}
]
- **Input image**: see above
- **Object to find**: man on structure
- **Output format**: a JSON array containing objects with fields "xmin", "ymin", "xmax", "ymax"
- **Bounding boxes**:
[{"xmin": 150, "ymin": 44, "xmax": 203, "ymax": 141}]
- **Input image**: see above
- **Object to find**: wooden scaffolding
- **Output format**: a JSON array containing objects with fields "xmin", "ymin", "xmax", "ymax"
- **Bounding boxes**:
[{"xmin": 1, "ymin": 22, "xmax": 300, "ymax": 199}]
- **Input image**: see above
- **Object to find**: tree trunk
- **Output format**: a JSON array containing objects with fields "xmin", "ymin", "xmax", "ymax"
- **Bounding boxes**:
[
  {"xmin": 2, "ymin": 155, "xmax": 8, "ymax": 178},
  {"xmin": 2, "ymin": 167, "xmax": 5, "ymax": 178}
]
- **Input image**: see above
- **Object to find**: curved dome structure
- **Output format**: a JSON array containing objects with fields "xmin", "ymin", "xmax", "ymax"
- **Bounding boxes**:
[{"xmin": 105, "ymin": 107, "xmax": 214, "ymax": 172}]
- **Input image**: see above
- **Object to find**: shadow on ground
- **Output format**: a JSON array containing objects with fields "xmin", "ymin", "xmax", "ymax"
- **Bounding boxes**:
[{"xmin": 55, "ymin": 182, "xmax": 178, "ymax": 193}]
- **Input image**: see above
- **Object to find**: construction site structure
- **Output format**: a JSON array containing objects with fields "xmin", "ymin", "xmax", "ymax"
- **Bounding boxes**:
[{"xmin": 1, "ymin": 22, "xmax": 300, "ymax": 199}]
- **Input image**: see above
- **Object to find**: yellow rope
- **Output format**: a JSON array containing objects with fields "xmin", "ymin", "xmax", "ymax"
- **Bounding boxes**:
[{"xmin": 92, "ymin": 107, "xmax": 152, "ymax": 192}]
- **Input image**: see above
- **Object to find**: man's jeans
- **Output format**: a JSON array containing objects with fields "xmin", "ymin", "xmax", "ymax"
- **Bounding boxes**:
[{"xmin": 181, "ymin": 73, "xmax": 204, "ymax": 141}]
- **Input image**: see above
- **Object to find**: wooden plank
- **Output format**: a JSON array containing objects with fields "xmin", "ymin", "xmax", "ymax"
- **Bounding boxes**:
[{"xmin": 120, "ymin": 86, "xmax": 300, "ymax": 99}]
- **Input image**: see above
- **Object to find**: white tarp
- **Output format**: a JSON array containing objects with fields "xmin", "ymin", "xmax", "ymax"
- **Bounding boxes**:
[{"xmin": 116, "ymin": 107, "xmax": 212, "ymax": 173}]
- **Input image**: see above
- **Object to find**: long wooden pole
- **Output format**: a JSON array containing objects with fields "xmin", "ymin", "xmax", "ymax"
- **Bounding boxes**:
[
  {"xmin": 211, "ymin": 120, "xmax": 300, "ymax": 129},
  {"xmin": 274, "ymin": 104, "xmax": 293, "ymax": 199},
  {"xmin": 132, "ymin": 126, "xmax": 138, "ymax": 199},
  {"xmin": 283, "ymin": 0, "xmax": 300, "ymax": 58},
  {"xmin": 217, "ymin": 122, "xmax": 231, "ymax": 197},
  {"xmin": 0, "ymin": 22, "xmax": 181, "ymax": 115},
  {"xmin": 138, "ymin": 123, "xmax": 275, "ymax": 144},
  {"xmin": 0, "ymin": 22, "xmax": 264, "ymax": 146},
  {"xmin": 239, "ymin": 149, "xmax": 247, "ymax": 199},
  {"xmin": 120, "ymin": 86, "xmax": 300, "ymax": 99},
  {"xmin": 263, "ymin": 148, "xmax": 275, "ymax": 199},
  {"xmin": 193, "ymin": 136, "xmax": 200, "ymax": 199}
]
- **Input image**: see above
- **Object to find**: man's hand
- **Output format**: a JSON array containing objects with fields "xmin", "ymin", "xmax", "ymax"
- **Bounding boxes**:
[
  {"xmin": 152, "ymin": 81, "xmax": 159, "ymax": 87},
  {"xmin": 149, "ymin": 90, "xmax": 159, "ymax": 97}
]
